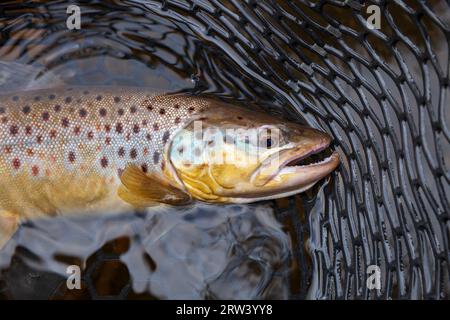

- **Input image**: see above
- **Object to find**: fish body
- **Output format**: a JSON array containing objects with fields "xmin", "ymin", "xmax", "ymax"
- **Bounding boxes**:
[{"xmin": 0, "ymin": 85, "xmax": 339, "ymax": 248}]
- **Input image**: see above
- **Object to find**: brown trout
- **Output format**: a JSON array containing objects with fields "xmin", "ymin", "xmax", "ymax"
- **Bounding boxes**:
[{"xmin": 0, "ymin": 85, "xmax": 339, "ymax": 248}]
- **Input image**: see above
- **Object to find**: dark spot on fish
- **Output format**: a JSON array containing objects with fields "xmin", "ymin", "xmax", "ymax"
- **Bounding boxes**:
[
  {"xmin": 142, "ymin": 120, "xmax": 147, "ymax": 126},
  {"xmin": 162, "ymin": 131, "xmax": 170, "ymax": 144},
  {"xmin": 208, "ymin": 140, "xmax": 215, "ymax": 147},
  {"xmin": 100, "ymin": 157, "xmax": 108, "ymax": 168},
  {"xmin": 25, "ymin": 126, "xmax": 32, "ymax": 135},
  {"xmin": 178, "ymin": 146, "xmax": 184, "ymax": 154},
  {"xmin": 114, "ymin": 97, "xmax": 121, "ymax": 103},
  {"xmin": 105, "ymin": 124, "xmax": 111, "ymax": 132},
  {"xmin": 22, "ymin": 105, "xmax": 30, "ymax": 114},
  {"xmin": 174, "ymin": 117, "xmax": 180, "ymax": 124},
  {"xmin": 117, "ymin": 168, "xmax": 124, "ymax": 177},
  {"xmin": 133, "ymin": 124, "xmax": 140, "ymax": 134},
  {"xmin": 118, "ymin": 108, "xmax": 124, "ymax": 116},
  {"xmin": 74, "ymin": 126, "xmax": 81, "ymax": 135},
  {"xmin": 174, "ymin": 104, "xmax": 180, "ymax": 109},
  {"xmin": 48, "ymin": 94, "xmax": 56, "ymax": 100},
  {"xmin": 153, "ymin": 151, "xmax": 160, "ymax": 164},
  {"xmin": 62, "ymin": 118, "xmax": 69, "ymax": 127},
  {"xmin": 118, "ymin": 147, "xmax": 125, "ymax": 157},
  {"xmin": 146, "ymin": 133, "xmax": 152, "ymax": 141},
  {"xmin": 188, "ymin": 107, "xmax": 195, "ymax": 112},
  {"xmin": 9, "ymin": 125, "xmax": 18, "ymax": 135},
  {"xmin": 130, "ymin": 148, "xmax": 137, "ymax": 159},
  {"xmin": 130, "ymin": 106, "xmax": 137, "ymax": 114},
  {"xmin": 146, "ymin": 104, "xmax": 153, "ymax": 111},
  {"xmin": 153, "ymin": 123, "xmax": 159, "ymax": 131},
  {"xmin": 37, "ymin": 135, "xmax": 43, "ymax": 144},
  {"xmin": 76, "ymin": 99, "xmax": 82, "ymax": 104},
  {"xmin": 54, "ymin": 105, "xmax": 61, "ymax": 112},
  {"xmin": 12, "ymin": 96, "xmax": 19, "ymax": 101},
  {"xmin": 161, "ymin": 159, "xmax": 165, "ymax": 170},
  {"xmin": 50, "ymin": 129, "xmax": 57, "ymax": 138},
  {"xmin": 96, "ymin": 95, "xmax": 102, "ymax": 101},
  {"xmin": 237, "ymin": 116, "xmax": 243, "ymax": 120},
  {"xmin": 116, "ymin": 123, "xmax": 123, "ymax": 134},
  {"xmin": 1, "ymin": 117, "xmax": 7, "ymax": 124},
  {"xmin": 12, "ymin": 158, "xmax": 20, "ymax": 169},
  {"xmin": 141, "ymin": 164, "xmax": 148, "ymax": 173},
  {"xmin": 159, "ymin": 108, "xmax": 166, "ymax": 115},
  {"xmin": 99, "ymin": 108, "xmax": 107, "ymax": 117},
  {"xmin": 83, "ymin": 91, "xmax": 89, "ymax": 95},
  {"xmin": 68, "ymin": 151, "xmax": 76, "ymax": 163},
  {"xmin": 65, "ymin": 97, "xmax": 72, "ymax": 104},
  {"xmin": 105, "ymin": 137, "xmax": 111, "ymax": 145},
  {"xmin": 87, "ymin": 131, "xmax": 94, "ymax": 140},
  {"xmin": 42, "ymin": 112, "xmax": 50, "ymax": 121},
  {"xmin": 34, "ymin": 96, "xmax": 41, "ymax": 101},
  {"xmin": 79, "ymin": 108, "xmax": 87, "ymax": 118}
]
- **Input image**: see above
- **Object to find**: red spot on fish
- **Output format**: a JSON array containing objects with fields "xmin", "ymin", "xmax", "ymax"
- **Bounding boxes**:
[
  {"xmin": 54, "ymin": 105, "xmax": 61, "ymax": 112},
  {"xmin": 50, "ymin": 129, "xmax": 57, "ymax": 138},
  {"xmin": 32, "ymin": 165, "xmax": 39, "ymax": 176},
  {"xmin": 105, "ymin": 137, "xmax": 111, "ymax": 145},
  {"xmin": 74, "ymin": 126, "xmax": 81, "ymax": 135},
  {"xmin": 25, "ymin": 126, "xmax": 32, "ymax": 135},
  {"xmin": 27, "ymin": 148, "xmax": 34, "ymax": 156},
  {"xmin": 143, "ymin": 147, "xmax": 149, "ymax": 156},
  {"xmin": 9, "ymin": 125, "xmax": 18, "ymax": 136},
  {"xmin": 105, "ymin": 124, "xmax": 111, "ymax": 132},
  {"xmin": 4, "ymin": 146, "xmax": 11, "ymax": 154},
  {"xmin": 12, "ymin": 158, "xmax": 20, "ymax": 170},
  {"xmin": 100, "ymin": 156, "xmax": 108, "ymax": 168},
  {"xmin": 62, "ymin": 118, "xmax": 69, "ymax": 127},
  {"xmin": 37, "ymin": 135, "xmax": 43, "ymax": 144},
  {"xmin": 42, "ymin": 112, "xmax": 50, "ymax": 121},
  {"xmin": 87, "ymin": 131, "xmax": 94, "ymax": 140},
  {"xmin": 116, "ymin": 123, "xmax": 123, "ymax": 134}
]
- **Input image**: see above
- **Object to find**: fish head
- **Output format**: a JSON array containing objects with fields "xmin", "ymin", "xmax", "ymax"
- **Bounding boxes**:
[{"xmin": 167, "ymin": 101, "xmax": 340, "ymax": 203}]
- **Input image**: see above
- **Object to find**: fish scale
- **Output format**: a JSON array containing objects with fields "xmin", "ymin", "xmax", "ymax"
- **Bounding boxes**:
[{"xmin": 0, "ymin": 87, "xmax": 210, "ymax": 219}]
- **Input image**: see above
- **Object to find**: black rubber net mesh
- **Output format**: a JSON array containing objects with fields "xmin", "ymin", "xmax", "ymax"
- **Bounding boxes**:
[{"xmin": 0, "ymin": 0, "xmax": 448, "ymax": 300}]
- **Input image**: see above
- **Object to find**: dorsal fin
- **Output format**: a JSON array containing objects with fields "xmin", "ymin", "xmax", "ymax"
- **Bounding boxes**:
[{"xmin": 118, "ymin": 165, "xmax": 191, "ymax": 206}]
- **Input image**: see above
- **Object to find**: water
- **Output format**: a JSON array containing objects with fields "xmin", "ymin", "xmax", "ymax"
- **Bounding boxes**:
[{"xmin": 0, "ymin": 0, "xmax": 448, "ymax": 299}]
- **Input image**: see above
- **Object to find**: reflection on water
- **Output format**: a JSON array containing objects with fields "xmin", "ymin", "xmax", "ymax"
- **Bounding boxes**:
[{"xmin": 0, "ymin": 203, "xmax": 291, "ymax": 299}]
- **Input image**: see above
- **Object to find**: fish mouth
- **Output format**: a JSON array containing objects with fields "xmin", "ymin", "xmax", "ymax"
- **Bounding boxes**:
[{"xmin": 252, "ymin": 137, "xmax": 340, "ymax": 190}]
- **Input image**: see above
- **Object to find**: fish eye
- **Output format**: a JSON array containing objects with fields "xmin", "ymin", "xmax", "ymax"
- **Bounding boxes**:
[
  {"xmin": 266, "ymin": 137, "xmax": 272, "ymax": 148},
  {"xmin": 258, "ymin": 127, "xmax": 280, "ymax": 148}
]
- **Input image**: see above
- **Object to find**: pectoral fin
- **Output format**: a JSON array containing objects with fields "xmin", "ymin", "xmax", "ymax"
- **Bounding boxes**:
[
  {"xmin": 118, "ymin": 165, "xmax": 191, "ymax": 206},
  {"xmin": 0, "ymin": 211, "xmax": 19, "ymax": 250}
]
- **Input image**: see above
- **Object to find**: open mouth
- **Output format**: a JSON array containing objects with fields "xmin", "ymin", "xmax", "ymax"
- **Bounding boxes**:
[{"xmin": 280, "ymin": 146, "xmax": 338, "ymax": 173}]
